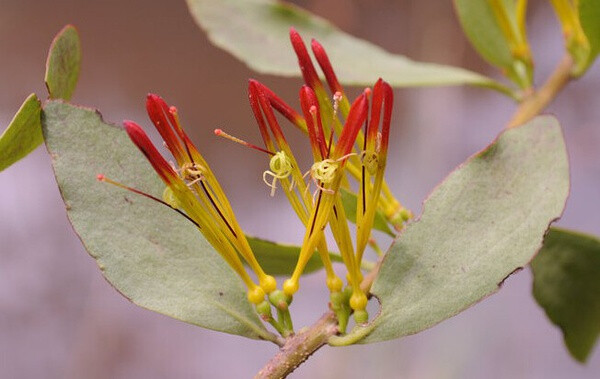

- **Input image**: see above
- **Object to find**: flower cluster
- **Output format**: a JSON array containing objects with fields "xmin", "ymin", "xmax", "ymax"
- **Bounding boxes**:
[{"xmin": 102, "ymin": 28, "xmax": 410, "ymax": 336}]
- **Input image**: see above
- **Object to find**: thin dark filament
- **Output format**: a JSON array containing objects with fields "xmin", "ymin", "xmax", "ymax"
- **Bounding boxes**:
[
  {"xmin": 326, "ymin": 129, "xmax": 334, "ymax": 159},
  {"xmin": 166, "ymin": 107, "xmax": 238, "ymax": 240},
  {"xmin": 102, "ymin": 179, "xmax": 201, "ymax": 229},
  {"xmin": 199, "ymin": 181, "xmax": 238, "ymax": 238},
  {"xmin": 309, "ymin": 190, "xmax": 323, "ymax": 236}
]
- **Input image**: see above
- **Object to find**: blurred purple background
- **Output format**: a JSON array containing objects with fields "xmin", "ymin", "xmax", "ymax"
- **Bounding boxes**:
[{"xmin": 1, "ymin": 0, "xmax": 599, "ymax": 378}]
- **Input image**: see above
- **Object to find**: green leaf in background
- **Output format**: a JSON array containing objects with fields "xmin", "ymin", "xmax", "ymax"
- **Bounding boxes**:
[
  {"xmin": 42, "ymin": 101, "xmax": 277, "ymax": 342},
  {"xmin": 340, "ymin": 188, "xmax": 395, "ymax": 237},
  {"xmin": 454, "ymin": 0, "xmax": 514, "ymax": 68},
  {"xmin": 248, "ymin": 236, "xmax": 342, "ymax": 276},
  {"xmin": 186, "ymin": 0, "xmax": 511, "ymax": 94},
  {"xmin": 454, "ymin": 0, "xmax": 532, "ymax": 88},
  {"xmin": 532, "ymin": 227, "xmax": 600, "ymax": 362},
  {"xmin": 579, "ymin": 0, "xmax": 600, "ymax": 71},
  {"xmin": 0, "ymin": 94, "xmax": 42, "ymax": 172},
  {"xmin": 45, "ymin": 25, "xmax": 81, "ymax": 100},
  {"xmin": 330, "ymin": 116, "xmax": 569, "ymax": 345}
]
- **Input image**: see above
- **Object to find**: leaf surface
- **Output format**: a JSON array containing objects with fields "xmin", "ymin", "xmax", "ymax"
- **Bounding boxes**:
[
  {"xmin": 45, "ymin": 25, "xmax": 81, "ymax": 100},
  {"xmin": 532, "ymin": 227, "xmax": 600, "ymax": 362},
  {"xmin": 186, "ymin": 0, "xmax": 508, "ymax": 92},
  {"xmin": 331, "ymin": 116, "xmax": 569, "ymax": 344},
  {"xmin": 0, "ymin": 94, "xmax": 42, "ymax": 172},
  {"xmin": 42, "ymin": 101, "xmax": 275, "ymax": 341}
]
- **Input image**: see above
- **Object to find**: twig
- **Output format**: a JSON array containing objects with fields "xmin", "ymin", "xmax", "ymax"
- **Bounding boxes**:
[
  {"xmin": 254, "ymin": 260, "xmax": 383, "ymax": 378},
  {"xmin": 254, "ymin": 311, "xmax": 338, "ymax": 379},
  {"xmin": 507, "ymin": 55, "xmax": 574, "ymax": 128}
]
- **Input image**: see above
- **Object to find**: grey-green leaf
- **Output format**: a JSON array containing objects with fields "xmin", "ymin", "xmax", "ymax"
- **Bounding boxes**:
[
  {"xmin": 532, "ymin": 227, "xmax": 600, "ymax": 363},
  {"xmin": 248, "ymin": 235, "xmax": 342, "ymax": 276},
  {"xmin": 45, "ymin": 25, "xmax": 81, "ymax": 101},
  {"xmin": 0, "ymin": 94, "xmax": 42, "ymax": 172},
  {"xmin": 42, "ymin": 101, "xmax": 275, "ymax": 342},
  {"xmin": 331, "ymin": 116, "xmax": 569, "ymax": 344},
  {"xmin": 339, "ymin": 188, "xmax": 395, "ymax": 237},
  {"xmin": 186, "ymin": 0, "xmax": 510, "ymax": 93}
]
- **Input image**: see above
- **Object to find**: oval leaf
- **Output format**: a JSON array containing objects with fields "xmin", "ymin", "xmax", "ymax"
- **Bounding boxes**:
[
  {"xmin": 186, "ymin": 0, "xmax": 509, "ymax": 92},
  {"xmin": 332, "ymin": 116, "xmax": 569, "ymax": 344},
  {"xmin": 0, "ymin": 94, "xmax": 42, "ymax": 172},
  {"xmin": 45, "ymin": 25, "xmax": 81, "ymax": 101},
  {"xmin": 532, "ymin": 227, "xmax": 600, "ymax": 363},
  {"xmin": 42, "ymin": 101, "xmax": 276, "ymax": 342}
]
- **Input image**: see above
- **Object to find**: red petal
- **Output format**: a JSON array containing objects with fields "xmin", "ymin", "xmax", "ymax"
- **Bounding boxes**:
[
  {"xmin": 289, "ymin": 28, "xmax": 322, "ymax": 90},
  {"xmin": 124, "ymin": 120, "xmax": 178, "ymax": 185},
  {"xmin": 248, "ymin": 80, "xmax": 274, "ymax": 151},
  {"xmin": 299, "ymin": 86, "xmax": 327, "ymax": 159},
  {"xmin": 334, "ymin": 93, "xmax": 368, "ymax": 159},
  {"xmin": 145, "ymin": 94, "xmax": 187, "ymax": 164},
  {"xmin": 311, "ymin": 39, "xmax": 343, "ymax": 95}
]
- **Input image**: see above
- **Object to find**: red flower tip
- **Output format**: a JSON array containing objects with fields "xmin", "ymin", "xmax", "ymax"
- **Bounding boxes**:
[
  {"xmin": 289, "ymin": 28, "xmax": 322, "ymax": 90},
  {"xmin": 257, "ymin": 82, "xmax": 305, "ymax": 131},
  {"xmin": 96, "ymin": 174, "xmax": 105, "ymax": 181},
  {"xmin": 247, "ymin": 80, "xmax": 272, "ymax": 149},
  {"xmin": 366, "ymin": 79, "xmax": 393, "ymax": 155},
  {"xmin": 311, "ymin": 38, "xmax": 343, "ymax": 95},
  {"xmin": 299, "ymin": 85, "xmax": 327, "ymax": 159},
  {"xmin": 124, "ymin": 120, "xmax": 177, "ymax": 185},
  {"xmin": 334, "ymin": 94, "xmax": 368, "ymax": 159},
  {"xmin": 144, "ymin": 94, "xmax": 187, "ymax": 165}
]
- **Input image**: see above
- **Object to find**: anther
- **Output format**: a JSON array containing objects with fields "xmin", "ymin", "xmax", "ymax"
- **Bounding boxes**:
[
  {"xmin": 360, "ymin": 150, "xmax": 379, "ymax": 175},
  {"xmin": 263, "ymin": 151, "xmax": 293, "ymax": 197}
]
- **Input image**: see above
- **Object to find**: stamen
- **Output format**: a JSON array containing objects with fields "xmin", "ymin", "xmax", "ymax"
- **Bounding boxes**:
[
  {"xmin": 96, "ymin": 174, "xmax": 200, "ymax": 229},
  {"xmin": 360, "ymin": 150, "xmax": 379, "ymax": 175},
  {"xmin": 306, "ymin": 153, "xmax": 356, "ymax": 196},
  {"xmin": 214, "ymin": 128, "xmax": 274, "ymax": 156},
  {"xmin": 180, "ymin": 162, "xmax": 206, "ymax": 184},
  {"xmin": 311, "ymin": 159, "xmax": 338, "ymax": 185},
  {"xmin": 262, "ymin": 151, "xmax": 293, "ymax": 197}
]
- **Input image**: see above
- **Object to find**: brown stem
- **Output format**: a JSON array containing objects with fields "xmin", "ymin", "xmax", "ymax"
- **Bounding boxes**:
[
  {"xmin": 254, "ymin": 311, "xmax": 338, "ymax": 379},
  {"xmin": 507, "ymin": 55, "xmax": 574, "ymax": 128},
  {"xmin": 255, "ymin": 259, "xmax": 382, "ymax": 378}
]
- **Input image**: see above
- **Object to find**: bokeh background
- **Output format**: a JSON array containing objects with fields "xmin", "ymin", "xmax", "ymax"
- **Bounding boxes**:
[{"xmin": 1, "ymin": 0, "xmax": 599, "ymax": 378}]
